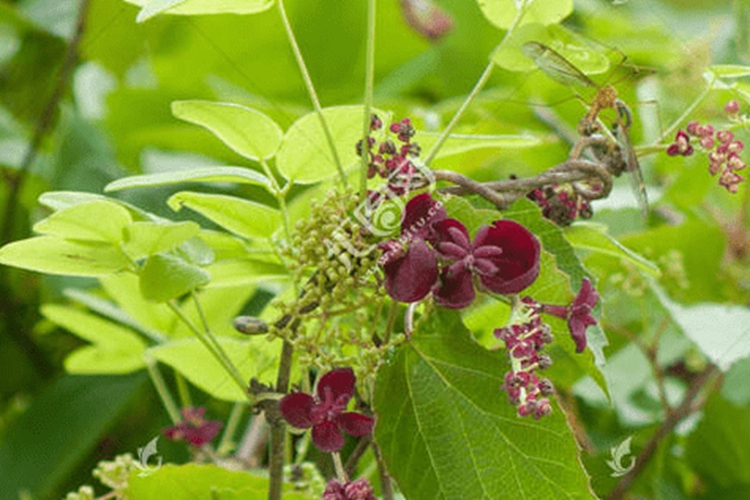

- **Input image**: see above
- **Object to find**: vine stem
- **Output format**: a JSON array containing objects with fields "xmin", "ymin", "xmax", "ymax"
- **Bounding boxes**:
[
  {"xmin": 359, "ymin": 0, "xmax": 377, "ymax": 201},
  {"xmin": 277, "ymin": 0, "xmax": 347, "ymax": 187},
  {"xmin": 372, "ymin": 441, "xmax": 394, "ymax": 500},
  {"xmin": 145, "ymin": 356, "xmax": 181, "ymax": 424},
  {"xmin": 332, "ymin": 452, "xmax": 348, "ymax": 482},
  {"xmin": 606, "ymin": 365, "xmax": 721, "ymax": 500},
  {"xmin": 167, "ymin": 300, "xmax": 249, "ymax": 400},
  {"xmin": 268, "ymin": 339, "xmax": 295, "ymax": 500},
  {"xmin": 218, "ymin": 402, "xmax": 247, "ymax": 454}
]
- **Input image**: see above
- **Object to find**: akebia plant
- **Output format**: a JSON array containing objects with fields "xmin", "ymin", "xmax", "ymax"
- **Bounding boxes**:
[{"xmin": 2, "ymin": 2, "xmax": 748, "ymax": 500}]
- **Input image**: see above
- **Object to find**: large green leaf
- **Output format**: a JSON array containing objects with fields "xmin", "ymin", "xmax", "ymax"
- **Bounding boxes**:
[
  {"xmin": 139, "ymin": 253, "xmax": 211, "ymax": 302},
  {"xmin": 123, "ymin": 0, "xmax": 274, "ymax": 18},
  {"xmin": 564, "ymin": 223, "xmax": 660, "ymax": 277},
  {"xmin": 171, "ymin": 101, "xmax": 283, "ymax": 161},
  {"xmin": 276, "ymin": 105, "xmax": 374, "ymax": 184},
  {"xmin": 148, "ymin": 337, "xmax": 282, "ymax": 401},
  {"xmin": 126, "ymin": 464, "xmax": 311, "ymax": 499},
  {"xmin": 168, "ymin": 191, "xmax": 281, "ymax": 239},
  {"xmin": 374, "ymin": 309, "xmax": 594, "ymax": 500},
  {"xmin": 204, "ymin": 258, "xmax": 288, "ymax": 288},
  {"xmin": 0, "ymin": 374, "xmax": 146, "ymax": 500},
  {"xmin": 0, "ymin": 236, "xmax": 132, "ymax": 276},
  {"xmin": 42, "ymin": 304, "xmax": 147, "ymax": 374},
  {"xmin": 32, "ymin": 200, "xmax": 133, "ymax": 244},
  {"xmin": 104, "ymin": 166, "xmax": 273, "ymax": 193},
  {"xmin": 418, "ymin": 132, "xmax": 540, "ymax": 159},
  {"xmin": 477, "ymin": 0, "xmax": 573, "ymax": 30},
  {"xmin": 685, "ymin": 394, "xmax": 750, "ymax": 490}
]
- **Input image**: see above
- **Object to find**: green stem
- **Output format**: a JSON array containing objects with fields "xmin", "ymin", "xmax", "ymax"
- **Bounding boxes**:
[
  {"xmin": 383, "ymin": 301, "xmax": 398, "ymax": 344},
  {"xmin": 359, "ymin": 0, "xmax": 377, "ymax": 200},
  {"xmin": 332, "ymin": 452, "xmax": 348, "ymax": 482},
  {"xmin": 218, "ymin": 402, "xmax": 247, "ymax": 454},
  {"xmin": 167, "ymin": 300, "xmax": 249, "ymax": 400},
  {"xmin": 146, "ymin": 356, "xmax": 181, "ymax": 424},
  {"xmin": 423, "ymin": 3, "xmax": 527, "ymax": 166},
  {"xmin": 277, "ymin": 0, "xmax": 347, "ymax": 187},
  {"xmin": 259, "ymin": 158, "xmax": 293, "ymax": 246},
  {"xmin": 655, "ymin": 79, "xmax": 714, "ymax": 145},
  {"xmin": 424, "ymin": 62, "xmax": 495, "ymax": 166},
  {"xmin": 175, "ymin": 373, "xmax": 192, "ymax": 407}
]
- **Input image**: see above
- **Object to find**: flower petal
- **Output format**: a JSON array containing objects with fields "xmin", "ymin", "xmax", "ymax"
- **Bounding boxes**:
[
  {"xmin": 433, "ymin": 266, "xmax": 475, "ymax": 309},
  {"xmin": 573, "ymin": 278, "xmax": 598, "ymax": 310},
  {"xmin": 432, "ymin": 218, "xmax": 471, "ymax": 255},
  {"xmin": 182, "ymin": 420, "xmax": 222, "ymax": 446},
  {"xmin": 317, "ymin": 367, "xmax": 356, "ymax": 401},
  {"xmin": 384, "ymin": 238, "xmax": 439, "ymax": 302},
  {"xmin": 312, "ymin": 420, "xmax": 346, "ymax": 452},
  {"xmin": 279, "ymin": 392, "xmax": 315, "ymax": 429},
  {"xmin": 475, "ymin": 221, "xmax": 540, "ymax": 294},
  {"xmin": 401, "ymin": 193, "xmax": 446, "ymax": 241},
  {"xmin": 337, "ymin": 412, "xmax": 375, "ymax": 437},
  {"xmin": 568, "ymin": 316, "xmax": 592, "ymax": 353}
]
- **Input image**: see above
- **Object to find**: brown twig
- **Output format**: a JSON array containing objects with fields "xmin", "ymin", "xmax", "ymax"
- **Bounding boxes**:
[
  {"xmin": 606, "ymin": 364, "xmax": 721, "ymax": 500},
  {"xmin": 344, "ymin": 435, "xmax": 372, "ymax": 477},
  {"xmin": 371, "ymin": 441, "xmax": 395, "ymax": 500}
]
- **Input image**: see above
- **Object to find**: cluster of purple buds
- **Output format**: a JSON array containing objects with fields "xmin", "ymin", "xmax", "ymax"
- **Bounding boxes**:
[
  {"xmin": 495, "ymin": 297, "xmax": 554, "ymax": 419},
  {"xmin": 529, "ymin": 184, "xmax": 593, "ymax": 226},
  {"xmin": 162, "ymin": 407, "xmax": 222, "ymax": 447},
  {"xmin": 323, "ymin": 478, "xmax": 377, "ymax": 500},
  {"xmin": 667, "ymin": 100, "xmax": 746, "ymax": 193},
  {"xmin": 356, "ymin": 115, "xmax": 424, "ymax": 199}
]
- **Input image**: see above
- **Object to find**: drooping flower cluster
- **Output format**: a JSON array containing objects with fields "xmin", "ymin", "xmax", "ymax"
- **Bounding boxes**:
[
  {"xmin": 667, "ymin": 100, "xmax": 747, "ymax": 193},
  {"xmin": 323, "ymin": 478, "xmax": 377, "ymax": 500},
  {"xmin": 495, "ymin": 297, "xmax": 555, "ymax": 419},
  {"xmin": 529, "ymin": 184, "xmax": 593, "ymax": 226},
  {"xmin": 356, "ymin": 115, "xmax": 426, "ymax": 200},
  {"xmin": 495, "ymin": 278, "xmax": 600, "ymax": 418},
  {"xmin": 379, "ymin": 193, "xmax": 541, "ymax": 308},
  {"xmin": 279, "ymin": 368, "xmax": 375, "ymax": 453},
  {"xmin": 163, "ymin": 407, "xmax": 222, "ymax": 447}
]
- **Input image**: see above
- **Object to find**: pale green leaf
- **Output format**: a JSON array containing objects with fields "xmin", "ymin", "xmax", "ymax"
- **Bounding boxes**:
[
  {"xmin": 168, "ymin": 191, "xmax": 281, "ymax": 239},
  {"xmin": 104, "ymin": 166, "xmax": 272, "ymax": 193},
  {"xmin": 707, "ymin": 64, "xmax": 750, "ymax": 79},
  {"xmin": 0, "ymin": 237, "xmax": 131, "ymax": 276},
  {"xmin": 139, "ymin": 253, "xmax": 211, "ymax": 302},
  {"xmin": 136, "ymin": 0, "xmax": 186, "ymax": 22},
  {"xmin": 418, "ymin": 132, "xmax": 540, "ymax": 158},
  {"xmin": 41, "ymin": 304, "xmax": 146, "ymax": 374},
  {"xmin": 126, "ymin": 464, "xmax": 311, "ymax": 499},
  {"xmin": 148, "ymin": 337, "xmax": 282, "ymax": 401},
  {"xmin": 204, "ymin": 258, "xmax": 288, "ymax": 288},
  {"xmin": 477, "ymin": 0, "xmax": 573, "ymax": 30},
  {"xmin": 125, "ymin": 221, "xmax": 201, "ymax": 260},
  {"xmin": 277, "ymin": 105, "xmax": 379, "ymax": 184},
  {"xmin": 123, "ymin": 0, "xmax": 274, "ymax": 17},
  {"xmin": 171, "ymin": 100, "xmax": 283, "ymax": 160},
  {"xmin": 564, "ymin": 223, "xmax": 660, "ymax": 277},
  {"xmin": 33, "ymin": 200, "xmax": 132, "ymax": 244},
  {"xmin": 491, "ymin": 23, "xmax": 609, "ymax": 75},
  {"xmin": 99, "ymin": 274, "xmax": 176, "ymax": 336}
]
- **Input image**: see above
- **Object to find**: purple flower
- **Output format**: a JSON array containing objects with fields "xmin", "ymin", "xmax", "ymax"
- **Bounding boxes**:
[
  {"xmin": 431, "ymin": 219, "xmax": 541, "ymax": 308},
  {"xmin": 379, "ymin": 193, "xmax": 446, "ymax": 303},
  {"xmin": 163, "ymin": 407, "xmax": 222, "ymax": 446},
  {"xmin": 542, "ymin": 278, "xmax": 599, "ymax": 353},
  {"xmin": 323, "ymin": 478, "xmax": 377, "ymax": 500},
  {"xmin": 279, "ymin": 368, "xmax": 374, "ymax": 453}
]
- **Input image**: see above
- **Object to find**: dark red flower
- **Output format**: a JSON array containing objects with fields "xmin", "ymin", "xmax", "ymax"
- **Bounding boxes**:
[
  {"xmin": 379, "ymin": 193, "xmax": 446, "ymax": 303},
  {"xmin": 667, "ymin": 130, "xmax": 694, "ymax": 156},
  {"xmin": 163, "ymin": 407, "xmax": 222, "ymax": 446},
  {"xmin": 542, "ymin": 278, "xmax": 599, "ymax": 353},
  {"xmin": 431, "ymin": 219, "xmax": 540, "ymax": 308},
  {"xmin": 279, "ymin": 368, "xmax": 374, "ymax": 453}
]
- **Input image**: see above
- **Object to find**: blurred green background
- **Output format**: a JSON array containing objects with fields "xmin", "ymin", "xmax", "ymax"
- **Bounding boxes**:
[{"xmin": 1, "ymin": 0, "xmax": 749, "ymax": 498}]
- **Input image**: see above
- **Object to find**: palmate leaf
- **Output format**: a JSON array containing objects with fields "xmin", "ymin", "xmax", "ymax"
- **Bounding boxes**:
[{"xmin": 374, "ymin": 309, "xmax": 594, "ymax": 500}]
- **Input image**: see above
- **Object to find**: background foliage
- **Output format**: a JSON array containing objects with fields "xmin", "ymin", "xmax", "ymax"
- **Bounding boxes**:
[{"xmin": 1, "ymin": 0, "xmax": 750, "ymax": 499}]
